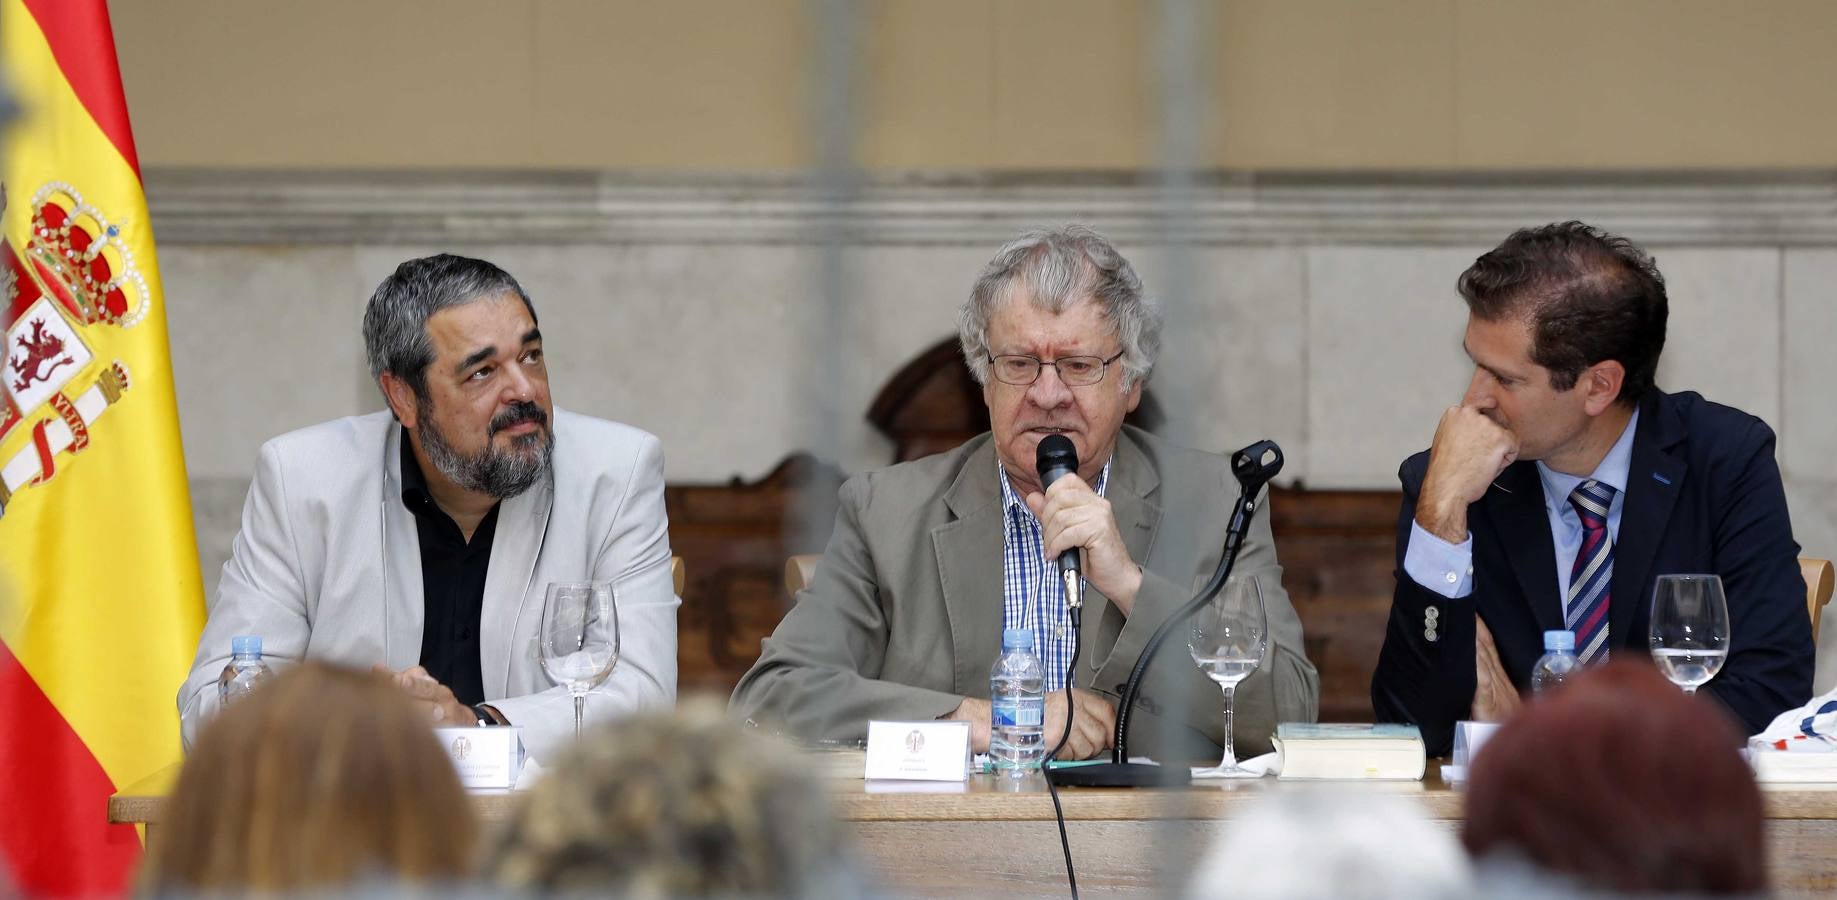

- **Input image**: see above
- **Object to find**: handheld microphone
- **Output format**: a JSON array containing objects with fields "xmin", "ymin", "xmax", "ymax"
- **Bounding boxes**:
[
  {"xmin": 1035, "ymin": 433, "xmax": 1079, "ymax": 491},
  {"xmin": 1035, "ymin": 434, "xmax": 1083, "ymax": 607}
]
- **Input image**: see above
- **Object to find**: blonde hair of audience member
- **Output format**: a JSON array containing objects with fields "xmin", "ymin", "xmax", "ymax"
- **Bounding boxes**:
[
  {"xmin": 143, "ymin": 661, "xmax": 476, "ymax": 892},
  {"xmin": 487, "ymin": 698, "xmax": 859, "ymax": 897},
  {"xmin": 1185, "ymin": 792, "xmax": 1472, "ymax": 900}
]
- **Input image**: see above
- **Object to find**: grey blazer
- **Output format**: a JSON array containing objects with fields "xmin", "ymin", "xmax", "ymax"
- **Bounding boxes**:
[
  {"xmin": 178, "ymin": 409, "xmax": 679, "ymax": 762},
  {"xmin": 732, "ymin": 426, "xmax": 1318, "ymax": 761}
]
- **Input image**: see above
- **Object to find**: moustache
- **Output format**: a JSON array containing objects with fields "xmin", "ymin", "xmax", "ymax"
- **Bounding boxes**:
[{"xmin": 489, "ymin": 401, "xmax": 548, "ymax": 437}]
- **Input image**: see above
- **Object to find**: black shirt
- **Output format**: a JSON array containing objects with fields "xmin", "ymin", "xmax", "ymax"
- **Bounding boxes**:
[{"xmin": 399, "ymin": 434, "xmax": 499, "ymax": 707}]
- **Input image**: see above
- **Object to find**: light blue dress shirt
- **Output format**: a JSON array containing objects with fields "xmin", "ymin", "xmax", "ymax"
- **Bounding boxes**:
[{"xmin": 1404, "ymin": 409, "xmax": 1639, "ymax": 616}]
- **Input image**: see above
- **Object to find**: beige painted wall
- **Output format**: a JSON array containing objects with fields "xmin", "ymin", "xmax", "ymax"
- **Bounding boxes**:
[{"xmin": 111, "ymin": 0, "xmax": 1837, "ymax": 172}]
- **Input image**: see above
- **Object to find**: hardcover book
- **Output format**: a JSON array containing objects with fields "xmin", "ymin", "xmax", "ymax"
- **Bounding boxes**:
[{"xmin": 1272, "ymin": 723, "xmax": 1427, "ymax": 781}]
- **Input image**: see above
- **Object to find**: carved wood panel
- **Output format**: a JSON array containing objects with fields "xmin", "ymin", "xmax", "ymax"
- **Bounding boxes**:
[
  {"xmin": 1265, "ymin": 487, "xmax": 1400, "ymax": 723},
  {"xmin": 666, "ymin": 453, "xmax": 841, "ymax": 695}
]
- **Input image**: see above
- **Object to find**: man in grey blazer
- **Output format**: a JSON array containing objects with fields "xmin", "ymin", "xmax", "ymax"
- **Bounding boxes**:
[
  {"xmin": 732, "ymin": 226, "xmax": 1317, "ymax": 762},
  {"xmin": 179, "ymin": 255, "xmax": 677, "ymax": 762}
]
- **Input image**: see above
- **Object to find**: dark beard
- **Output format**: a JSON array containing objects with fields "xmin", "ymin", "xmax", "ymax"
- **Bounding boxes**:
[{"xmin": 417, "ymin": 400, "xmax": 554, "ymax": 499}]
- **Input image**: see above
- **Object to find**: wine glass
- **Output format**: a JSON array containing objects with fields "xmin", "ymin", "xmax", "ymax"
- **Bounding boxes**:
[
  {"xmin": 538, "ymin": 581, "xmax": 620, "ymax": 740},
  {"xmin": 1188, "ymin": 575, "xmax": 1268, "ymax": 776},
  {"xmin": 1649, "ymin": 574, "xmax": 1729, "ymax": 695}
]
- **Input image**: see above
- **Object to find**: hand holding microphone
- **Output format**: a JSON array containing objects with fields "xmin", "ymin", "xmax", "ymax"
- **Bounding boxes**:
[
  {"xmin": 1026, "ymin": 435, "xmax": 1144, "ymax": 616},
  {"xmin": 1031, "ymin": 438, "xmax": 1122, "ymax": 767}
]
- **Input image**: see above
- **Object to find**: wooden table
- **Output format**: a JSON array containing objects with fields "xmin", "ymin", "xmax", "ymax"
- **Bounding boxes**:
[{"xmin": 111, "ymin": 759, "xmax": 1837, "ymax": 896}]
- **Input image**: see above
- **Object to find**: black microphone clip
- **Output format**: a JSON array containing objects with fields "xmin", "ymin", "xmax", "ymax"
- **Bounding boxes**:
[
  {"xmin": 1226, "ymin": 440, "xmax": 1283, "ymax": 554},
  {"xmin": 1231, "ymin": 439, "xmax": 1283, "ymax": 497}
]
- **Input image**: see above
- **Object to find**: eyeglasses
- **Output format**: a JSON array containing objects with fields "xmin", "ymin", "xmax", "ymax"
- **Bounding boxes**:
[{"xmin": 986, "ymin": 350, "xmax": 1125, "ymax": 387}]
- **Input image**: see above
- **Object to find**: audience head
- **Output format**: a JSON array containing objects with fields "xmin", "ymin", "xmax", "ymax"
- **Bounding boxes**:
[
  {"xmin": 144, "ymin": 661, "xmax": 476, "ymax": 893},
  {"xmin": 1463, "ymin": 659, "xmax": 1764, "ymax": 895},
  {"xmin": 364, "ymin": 253, "xmax": 554, "ymax": 499},
  {"xmin": 486, "ymin": 699, "xmax": 860, "ymax": 898},
  {"xmin": 958, "ymin": 224, "xmax": 1162, "ymax": 493},
  {"xmin": 1186, "ymin": 792, "xmax": 1472, "ymax": 900}
]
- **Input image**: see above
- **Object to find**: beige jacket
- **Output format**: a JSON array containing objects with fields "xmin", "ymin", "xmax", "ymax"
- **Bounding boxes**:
[{"xmin": 732, "ymin": 426, "xmax": 1318, "ymax": 761}]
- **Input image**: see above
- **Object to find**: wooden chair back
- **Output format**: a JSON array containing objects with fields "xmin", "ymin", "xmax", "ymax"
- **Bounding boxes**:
[
  {"xmin": 785, "ymin": 554, "xmax": 820, "ymax": 597},
  {"xmin": 1803, "ymin": 557, "xmax": 1834, "ymax": 641}
]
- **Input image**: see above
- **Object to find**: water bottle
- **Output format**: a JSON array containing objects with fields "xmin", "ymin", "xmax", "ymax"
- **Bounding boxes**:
[
  {"xmin": 989, "ymin": 628, "xmax": 1046, "ymax": 776},
  {"xmin": 1530, "ymin": 629, "xmax": 1580, "ymax": 695},
  {"xmin": 217, "ymin": 635, "xmax": 275, "ymax": 706}
]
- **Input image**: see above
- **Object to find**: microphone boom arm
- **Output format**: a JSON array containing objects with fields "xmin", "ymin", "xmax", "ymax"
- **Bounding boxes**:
[
  {"xmin": 1046, "ymin": 440, "xmax": 1282, "ymax": 788},
  {"xmin": 1107, "ymin": 476, "xmax": 1264, "ymax": 763},
  {"xmin": 1043, "ymin": 437, "xmax": 1285, "ymax": 786}
]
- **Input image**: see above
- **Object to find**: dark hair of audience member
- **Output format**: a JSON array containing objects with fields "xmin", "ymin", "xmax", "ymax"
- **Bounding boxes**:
[
  {"xmin": 1458, "ymin": 220, "xmax": 1669, "ymax": 406},
  {"xmin": 1462, "ymin": 659, "xmax": 1764, "ymax": 894},
  {"xmin": 143, "ymin": 661, "xmax": 476, "ymax": 893},
  {"xmin": 486, "ymin": 698, "xmax": 859, "ymax": 897}
]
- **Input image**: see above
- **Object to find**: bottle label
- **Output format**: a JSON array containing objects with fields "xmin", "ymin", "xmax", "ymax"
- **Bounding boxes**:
[{"xmin": 992, "ymin": 695, "xmax": 1044, "ymax": 728}]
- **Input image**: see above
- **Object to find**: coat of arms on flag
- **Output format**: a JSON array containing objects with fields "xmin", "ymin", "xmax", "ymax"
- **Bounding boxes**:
[{"xmin": 0, "ymin": 182, "xmax": 140, "ymax": 518}]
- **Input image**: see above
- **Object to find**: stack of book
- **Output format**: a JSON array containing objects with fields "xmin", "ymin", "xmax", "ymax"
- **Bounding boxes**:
[{"xmin": 1749, "ymin": 737, "xmax": 1837, "ymax": 783}]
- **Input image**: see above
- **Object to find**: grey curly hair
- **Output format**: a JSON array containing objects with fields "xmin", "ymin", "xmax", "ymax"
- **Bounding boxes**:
[
  {"xmin": 483, "ymin": 700, "xmax": 862, "ymax": 897},
  {"xmin": 958, "ymin": 224, "xmax": 1162, "ymax": 391}
]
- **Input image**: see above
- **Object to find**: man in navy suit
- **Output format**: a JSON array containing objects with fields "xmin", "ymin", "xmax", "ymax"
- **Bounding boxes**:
[{"xmin": 1371, "ymin": 221, "xmax": 1813, "ymax": 756}]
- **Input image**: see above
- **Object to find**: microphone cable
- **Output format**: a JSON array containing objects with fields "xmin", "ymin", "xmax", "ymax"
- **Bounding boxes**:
[{"xmin": 1042, "ymin": 604, "xmax": 1081, "ymax": 900}]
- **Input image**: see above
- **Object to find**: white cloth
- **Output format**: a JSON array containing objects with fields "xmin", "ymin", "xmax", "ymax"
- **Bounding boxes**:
[
  {"xmin": 1191, "ymin": 751, "xmax": 1280, "ymax": 779},
  {"xmin": 177, "ymin": 409, "xmax": 679, "ymax": 763},
  {"xmin": 1749, "ymin": 686, "xmax": 1837, "ymax": 753}
]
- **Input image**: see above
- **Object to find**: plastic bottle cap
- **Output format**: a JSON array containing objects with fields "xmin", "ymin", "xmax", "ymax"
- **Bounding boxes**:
[
  {"xmin": 1543, "ymin": 630, "xmax": 1575, "ymax": 652},
  {"xmin": 231, "ymin": 635, "xmax": 262, "ymax": 657},
  {"xmin": 1001, "ymin": 628, "xmax": 1034, "ymax": 651}
]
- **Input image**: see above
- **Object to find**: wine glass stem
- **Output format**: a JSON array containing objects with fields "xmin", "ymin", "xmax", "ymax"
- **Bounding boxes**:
[
  {"xmin": 1219, "ymin": 683, "xmax": 1237, "ymax": 770},
  {"xmin": 1683, "ymin": 685, "xmax": 1698, "ymax": 696},
  {"xmin": 573, "ymin": 692, "xmax": 586, "ymax": 740}
]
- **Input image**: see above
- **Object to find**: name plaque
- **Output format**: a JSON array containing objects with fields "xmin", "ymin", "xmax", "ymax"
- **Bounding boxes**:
[
  {"xmin": 436, "ymin": 726, "xmax": 525, "ymax": 790},
  {"xmin": 1440, "ymin": 720, "xmax": 1501, "ymax": 783},
  {"xmin": 863, "ymin": 720, "xmax": 971, "ymax": 782}
]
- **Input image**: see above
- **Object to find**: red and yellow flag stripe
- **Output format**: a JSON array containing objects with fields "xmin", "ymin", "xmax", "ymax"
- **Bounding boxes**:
[{"xmin": 0, "ymin": 0, "xmax": 204, "ymax": 894}]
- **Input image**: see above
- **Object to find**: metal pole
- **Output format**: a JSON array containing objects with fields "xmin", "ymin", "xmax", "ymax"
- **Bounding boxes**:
[
  {"xmin": 788, "ymin": 0, "xmax": 863, "ymax": 563},
  {"xmin": 1152, "ymin": 0, "xmax": 1213, "ymax": 887}
]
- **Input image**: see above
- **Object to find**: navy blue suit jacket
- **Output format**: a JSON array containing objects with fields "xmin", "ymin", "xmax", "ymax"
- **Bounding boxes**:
[{"xmin": 1372, "ymin": 388, "xmax": 1814, "ymax": 756}]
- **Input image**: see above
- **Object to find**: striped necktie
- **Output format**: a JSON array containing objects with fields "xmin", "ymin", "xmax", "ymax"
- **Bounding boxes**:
[{"xmin": 1566, "ymin": 479, "xmax": 1616, "ymax": 664}]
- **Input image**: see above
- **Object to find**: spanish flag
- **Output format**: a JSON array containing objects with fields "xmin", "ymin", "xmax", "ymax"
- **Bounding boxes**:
[{"xmin": 0, "ymin": 0, "xmax": 205, "ymax": 894}]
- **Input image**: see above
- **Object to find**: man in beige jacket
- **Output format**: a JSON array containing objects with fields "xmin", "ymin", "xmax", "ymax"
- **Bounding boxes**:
[{"xmin": 732, "ymin": 226, "xmax": 1317, "ymax": 762}]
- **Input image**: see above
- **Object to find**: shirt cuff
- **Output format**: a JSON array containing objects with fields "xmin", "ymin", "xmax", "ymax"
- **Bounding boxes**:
[{"xmin": 1404, "ymin": 520, "xmax": 1475, "ymax": 599}]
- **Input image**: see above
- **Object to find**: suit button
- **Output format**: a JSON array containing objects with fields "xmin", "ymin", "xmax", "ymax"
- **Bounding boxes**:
[
  {"xmin": 1424, "ymin": 626, "xmax": 1439, "ymax": 642},
  {"xmin": 1425, "ymin": 607, "xmax": 1440, "ymax": 621}
]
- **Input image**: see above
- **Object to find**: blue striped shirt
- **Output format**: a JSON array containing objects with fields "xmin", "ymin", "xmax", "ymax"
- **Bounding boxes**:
[{"xmin": 996, "ymin": 458, "xmax": 1111, "ymax": 692}]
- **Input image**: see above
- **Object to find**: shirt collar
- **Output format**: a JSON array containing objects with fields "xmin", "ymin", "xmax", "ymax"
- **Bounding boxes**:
[
  {"xmin": 1537, "ymin": 407, "xmax": 1639, "ymax": 513},
  {"xmin": 998, "ymin": 456, "xmax": 1111, "ymax": 516}
]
